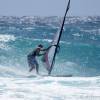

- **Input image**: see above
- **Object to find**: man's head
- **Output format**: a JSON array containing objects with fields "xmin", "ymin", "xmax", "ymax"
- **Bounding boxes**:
[{"xmin": 38, "ymin": 44, "xmax": 43, "ymax": 48}]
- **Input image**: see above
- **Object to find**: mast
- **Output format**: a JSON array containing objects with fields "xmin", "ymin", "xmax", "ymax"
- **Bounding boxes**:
[{"xmin": 48, "ymin": 0, "xmax": 70, "ymax": 75}]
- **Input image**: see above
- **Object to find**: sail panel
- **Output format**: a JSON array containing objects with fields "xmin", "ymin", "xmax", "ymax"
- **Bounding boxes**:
[{"xmin": 42, "ymin": 0, "xmax": 70, "ymax": 74}]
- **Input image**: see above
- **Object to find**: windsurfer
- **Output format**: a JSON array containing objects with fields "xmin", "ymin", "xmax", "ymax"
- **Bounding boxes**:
[{"xmin": 27, "ymin": 44, "xmax": 53, "ymax": 74}]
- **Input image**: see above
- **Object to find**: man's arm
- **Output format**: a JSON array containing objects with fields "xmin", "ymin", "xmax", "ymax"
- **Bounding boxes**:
[
  {"xmin": 40, "ymin": 46, "xmax": 51, "ymax": 51},
  {"xmin": 37, "ymin": 46, "xmax": 52, "ymax": 56},
  {"xmin": 38, "ymin": 45, "xmax": 60, "ymax": 56},
  {"xmin": 38, "ymin": 52, "xmax": 45, "ymax": 56},
  {"xmin": 41, "ymin": 45, "xmax": 58, "ymax": 51}
]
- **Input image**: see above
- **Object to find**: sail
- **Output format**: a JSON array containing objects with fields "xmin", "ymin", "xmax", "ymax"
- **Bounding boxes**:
[{"xmin": 42, "ymin": 0, "xmax": 70, "ymax": 74}]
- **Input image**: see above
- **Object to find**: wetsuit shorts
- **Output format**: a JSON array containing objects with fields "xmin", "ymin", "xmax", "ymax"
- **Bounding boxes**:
[{"xmin": 27, "ymin": 56, "xmax": 37, "ymax": 68}]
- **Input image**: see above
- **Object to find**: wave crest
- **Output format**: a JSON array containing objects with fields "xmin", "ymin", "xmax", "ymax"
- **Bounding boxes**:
[{"xmin": 0, "ymin": 34, "xmax": 16, "ymax": 42}]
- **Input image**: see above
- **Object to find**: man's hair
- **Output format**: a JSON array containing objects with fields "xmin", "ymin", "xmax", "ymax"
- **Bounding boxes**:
[{"xmin": 38, "ymin": 44, "xmax": 43, "ymax": 48}]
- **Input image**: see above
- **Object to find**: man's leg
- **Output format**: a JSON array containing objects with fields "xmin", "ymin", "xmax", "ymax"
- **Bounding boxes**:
[
  {"xmin": 29, "ymin": 65, "xmax": 35, "ymax": 72},
  {"xmin": 28, "ymin": 57, "xmax": 36, "ymax": 72},
  {"xmin": 35, "ymin": 62, "xmax": 39, "ymax": 74}
]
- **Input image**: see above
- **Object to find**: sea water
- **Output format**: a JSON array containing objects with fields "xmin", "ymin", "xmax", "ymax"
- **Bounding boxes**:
[{"xmin": 0, "ymin": 16, "xmax": 100, "ymax": 100}]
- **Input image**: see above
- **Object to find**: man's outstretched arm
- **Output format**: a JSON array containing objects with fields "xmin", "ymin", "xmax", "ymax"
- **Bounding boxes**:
[{"xmin": 41, "ymin": 45, "xmax": 59, "ymax": 51}]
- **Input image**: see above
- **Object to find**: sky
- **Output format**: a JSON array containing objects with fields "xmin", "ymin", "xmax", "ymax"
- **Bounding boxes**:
[{"xmin": 0, "ymin": 0, "xmax": 99, "ymax": 16}]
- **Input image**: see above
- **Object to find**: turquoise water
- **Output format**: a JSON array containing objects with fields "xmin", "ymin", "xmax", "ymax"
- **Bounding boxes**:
[
  {"xmin": 0, "ymin": 16, "xmax": 100, "ymax": 100},
  {"xmin": 0, "ymin": 16, "xmax": 100, "ymax": 77}
]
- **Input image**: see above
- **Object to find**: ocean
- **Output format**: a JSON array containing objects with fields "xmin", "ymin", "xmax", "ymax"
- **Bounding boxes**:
[{"xmin": 0, "ymin": 16, "xmax": 100, "ymax": 100}]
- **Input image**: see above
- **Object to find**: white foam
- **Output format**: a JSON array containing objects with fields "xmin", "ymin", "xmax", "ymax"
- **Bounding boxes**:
[
  {"xmin": 0, "ymin": 34, "xmax": 16, "ymax": 42},
  {"xmin": 0, "ymin": 76, "xmax": 100, "ymax": 100},
  {"xmin": 33, "ymin": 38, "xmax": 67, "ymax": 44},
  {"xmin": 33, "ymin": 38, "xmax": 52, "ymax": 43},
  {"xmin": 72, "ymin": 33, "xmax": 81, "ymax": 37},
  {"xmin": 0, "ymin": 43, "xmax": 10, "ymax": 50},
  {"xmin": 0, "ymin": 65, "xmax": 29, "ymax": 78}
]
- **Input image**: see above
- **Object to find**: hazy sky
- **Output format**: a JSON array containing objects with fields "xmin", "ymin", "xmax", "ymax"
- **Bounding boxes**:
[{"xmin": 0, "ymin": 0, "xmax": 99, "ymax": 16}]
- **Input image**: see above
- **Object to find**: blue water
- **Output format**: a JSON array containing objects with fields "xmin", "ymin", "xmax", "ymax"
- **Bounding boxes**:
[{"xmin": 0, "ymin": 16, "xmax": 100, "ymax": 100}]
